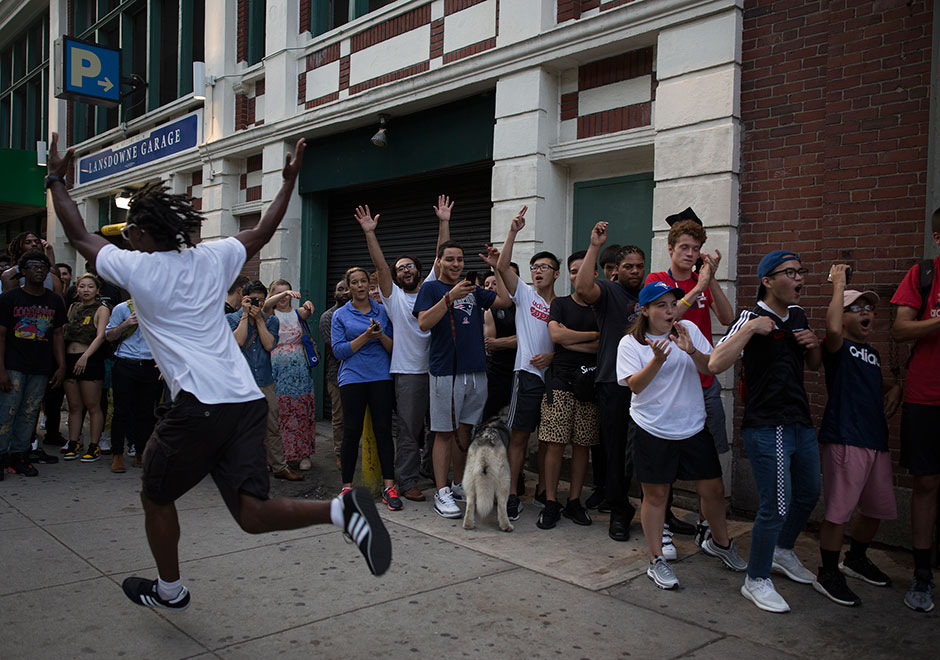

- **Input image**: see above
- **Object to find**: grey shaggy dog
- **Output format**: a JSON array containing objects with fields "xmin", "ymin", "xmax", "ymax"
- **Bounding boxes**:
[{"xmin": 462, "ymin": 410, "xmax": 513, "ymax": 532}]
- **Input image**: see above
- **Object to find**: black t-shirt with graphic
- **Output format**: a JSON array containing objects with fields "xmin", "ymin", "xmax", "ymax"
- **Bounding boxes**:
[
  {"xmin": 819, "ymin": 338, "xmax": 889, "ymax": 451},
  {"xmin": 718, "ymin": 303, "xmax": 813, "ymax": 429},
  {"xmin": 548, "ymin": 295, "xmax": 598, "ymax": 392},
  {"xmin": 591, "ymin": 278, "xmax": 641, "ymax": 384},
  {"xmin": 0, "ymin": 287, "xmax": 67, "ymax": 375}
]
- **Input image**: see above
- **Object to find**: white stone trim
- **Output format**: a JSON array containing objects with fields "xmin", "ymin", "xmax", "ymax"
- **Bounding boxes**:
[
  {"xmin": 443, "ymin": 0, "xmax": 496, "ymax": 54},
  {"xmin": 348, "ymin": 25, "xmax": 430, "ymax": 87},
  {"xmin": 305, "ymin": 60, "xmax": 341, "ymax": 101},
  {"xmin": 549, "ymin": 125, "xmax": 656, "ymax": 163},
  {"xmin": 577, "ymin": 75, "xmax": 652, "ymax": 116}
]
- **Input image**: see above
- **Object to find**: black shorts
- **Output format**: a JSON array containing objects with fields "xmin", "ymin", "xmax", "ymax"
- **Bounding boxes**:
[
  {"xmin": 900, "ymin": 402, "xmax": 940, "ymax": 476},
  {"xmin": 141, "ymin": 392, "xmax": 269, "ymax": 518},
  {"xmin": 65, "ymin": 352, "xmax": 105, "ymax": 381},
  {"xmin": 508, "ymin": 370, "xmax": 545, "ymax": 433},
  {"xmin": 631, "ymin": 421, "xmax": 722, "ymax": 484}
]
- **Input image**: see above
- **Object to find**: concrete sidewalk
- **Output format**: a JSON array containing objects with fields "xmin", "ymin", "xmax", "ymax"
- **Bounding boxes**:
[{"xmin": 2, "ymin": 431, "xmax": 937, "ymax": 659}]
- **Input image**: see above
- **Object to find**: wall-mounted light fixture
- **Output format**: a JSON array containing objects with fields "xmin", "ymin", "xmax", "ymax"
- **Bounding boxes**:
[
  {"xmin": 114, "ymin": 191, "xmax": 133, "ymax": 210},
  {"xmin": 371, "ymin": 114, "xmax": 390, "ymax": 147},
  {"xmin": 192, "ymin": 61, "xmax": 216, "ymax": 101}
]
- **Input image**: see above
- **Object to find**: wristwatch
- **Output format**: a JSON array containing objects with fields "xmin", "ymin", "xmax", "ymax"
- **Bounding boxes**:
[{"xmin": 44, "ymin": 175, "xmax": 66, "ymax": 189}]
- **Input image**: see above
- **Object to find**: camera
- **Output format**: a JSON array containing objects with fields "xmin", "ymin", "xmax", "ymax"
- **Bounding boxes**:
[{"xmin": 250, "ymin": 298, "xmax": 260, "ymax": 307}]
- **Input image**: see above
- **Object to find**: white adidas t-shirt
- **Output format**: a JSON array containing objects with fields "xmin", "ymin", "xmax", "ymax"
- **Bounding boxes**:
[
  {"xmin": 96, "ymin": 238, "xmax": 262, "ymax": 404},
  {"xmin": 616, "ymin": 320, "xmax": 714, "ymax": 440},
  {"xmin": 510, "ymin": 279, "xmax": 553, "ymax": 380},
  {"xmin": 381, "ymin": 285, "xmax": 429, "ymax": 374}
]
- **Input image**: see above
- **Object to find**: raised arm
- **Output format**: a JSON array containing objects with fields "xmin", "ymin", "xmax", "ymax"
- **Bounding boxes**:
[
  {"xmin": 575, "ymin": 222, "xmax": 607, "ymax": 305},
  {"xmin": 824, "ymin": 264, "xmax": 848, "ymax": 353},
  {"xmin": 496, "ymin": 206, "xmax": 525, "ymax": 295},
  {"xmin": 235, "ymin": 138, "xmax": 306, "ymax": 260},
  {"xmin": 704, "ymin": 250, "xmax": 735, "ymax": 326},
  {"xmin": 355, "ymin": 205, "xmax": 394, "ymax": 298},
  {"xmin": 480, "ymin": 244, "xmax": 512, "ymax": 309},
  {"xmin": 46, "ymin": 133, "xmax": 111, "ymax": 269},
  {"xmin": 433, "ymin": 195, "xmax": 453, "ymax": 279}
]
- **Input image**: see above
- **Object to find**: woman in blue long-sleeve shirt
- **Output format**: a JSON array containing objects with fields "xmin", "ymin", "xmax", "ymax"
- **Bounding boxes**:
[{"xmin": 331, "ymin": 266, "xmax": 401, "ymax": 510}]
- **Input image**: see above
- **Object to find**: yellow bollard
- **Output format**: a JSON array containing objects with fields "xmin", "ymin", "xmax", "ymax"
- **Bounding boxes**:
[{"xmin": 360, "ymin": 406, "xmax": 382, "ymax": 498}]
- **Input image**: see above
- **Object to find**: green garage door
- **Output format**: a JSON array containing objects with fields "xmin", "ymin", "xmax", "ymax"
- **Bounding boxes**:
[{"xmin": 572, "ymin": 173, "xmax": 654, "ymax": 266}]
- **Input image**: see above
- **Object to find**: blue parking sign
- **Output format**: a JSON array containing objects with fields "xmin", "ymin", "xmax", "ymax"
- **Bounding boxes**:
[{"xmin": 55, "ymin": 36, "xmax": 121, "ymax": 107}]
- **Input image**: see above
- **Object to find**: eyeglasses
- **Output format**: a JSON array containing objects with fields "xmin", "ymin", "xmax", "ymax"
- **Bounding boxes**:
[
  {"xmin": 529, "ymin": 264, "xmax": 557, "ymax": 273},
  {"xmin": 766, "ymin": 267, "xmax": 809, "ymax": 280},
  {"xmin": 396, "ymin": 263, "xmax": 417, "ymax": 272},
  {"xmin": 23, "ymin": 262, "xmax": 49, "ymax": 272},
  {"xmin": 120, "ymin": 223, "xmax": 137, "ymax": 240},
  {"xmin": 846, "ymin": 304, "xmax": 874, "ymax": 313}
]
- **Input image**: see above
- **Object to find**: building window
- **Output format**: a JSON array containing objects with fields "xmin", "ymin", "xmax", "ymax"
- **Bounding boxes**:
[
  {"xmin": 70, "ymin": 0, "xmax": 205, "ymax": 144},
  {"xmin": 238, "ymin": 0, "xmax": 266, "ymax": 66},
  {"xmin": 310, "ymin": 0, "xmax": 396, "ymax": 36},
  {"xmin": 0, "ymin": 11, "xmax": 49, "ymax": 151}
]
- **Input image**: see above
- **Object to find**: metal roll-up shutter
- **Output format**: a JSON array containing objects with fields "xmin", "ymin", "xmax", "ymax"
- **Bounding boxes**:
[{"xmin": 324, "ymin": 162, "xmax": 493, "ymax": 304}]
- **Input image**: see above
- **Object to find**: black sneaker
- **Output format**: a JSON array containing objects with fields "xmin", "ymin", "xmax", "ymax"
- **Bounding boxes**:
[
  {"xmin": 584, "ymin": 487, "xmax": 605, "ymax": 510},
  {"xmin": 694, "ymin": 520, "xmax": 712, "ymax": 547},
  {"xmin": 122, "ymin": 577, "xmax": 191, "ymax": 610},
  {"xmin": 533, "ymin": 489, "xmax": 547, "ymax": 509},
  {"xmin": 841, "ymin": 555, "xmax": 892, "ymax": 587},
  {"xmin": 43, "ymin": 433, "xmax": 65, "ymax": 447},
  {"xmin": 342, "ymin": 487, "xmax": 392, "ymax": 576},
  {"xmin": 507, "ymin": 494, "xmax": 523, "ymax": 521},
  {"xmin": 7, "ymin": 455, "xmax": 38, "ymax": 477},
  {"xmin": 562, "ymin": 498, "xmax": 592, "ymax": 526},
  {"xmin": 536, "ymin": 500, "xmax": 561, "ymax": 529},
  {"xmin": 27, "ymin": 448, "xmax": 58, "ymax": 464},
  {"xmin": 813, "ymin": 567, "xmax": 861, "ymax": 606},
  {"xmin": 665, "ymin": 509, "xmax": 696, "ymax": 536}
]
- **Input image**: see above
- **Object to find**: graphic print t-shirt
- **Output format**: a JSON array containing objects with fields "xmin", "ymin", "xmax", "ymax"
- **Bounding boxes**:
[
  {"xmin": 413, "ymin": 279, "xmax": 497, "ymax": 376},
  {"xmin": 0, "ymin": 287, "xmax": 67, "ymax": 375},
  {"xmin": 510, "ymin": 280, "xmax": 553, "ymax": 380}
]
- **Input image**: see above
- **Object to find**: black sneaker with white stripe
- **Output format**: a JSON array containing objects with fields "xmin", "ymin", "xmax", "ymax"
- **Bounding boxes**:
[
  {"xmin": 342, "ymin": 487, "xmax": 392, "ymax": 576},
  {"xmin": 121, "ymin": 577, "xmax": 191, "ymax": 611}
]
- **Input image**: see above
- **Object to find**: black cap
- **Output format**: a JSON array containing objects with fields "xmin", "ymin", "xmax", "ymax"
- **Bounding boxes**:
[{"xmin": 665, "ymin": 207, "xmax": 702, "ymax": 227}]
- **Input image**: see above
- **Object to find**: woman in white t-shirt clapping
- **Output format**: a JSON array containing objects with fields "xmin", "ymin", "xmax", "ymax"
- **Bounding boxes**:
[{"xmin": 616, "ymin": 281, "xmax": 746, "ymax": 591}]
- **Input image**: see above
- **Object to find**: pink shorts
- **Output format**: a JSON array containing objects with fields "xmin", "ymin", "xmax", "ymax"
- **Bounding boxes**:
[{"xmin": 821, "ymin": 444, "xmax": 897, "ymax": 525}]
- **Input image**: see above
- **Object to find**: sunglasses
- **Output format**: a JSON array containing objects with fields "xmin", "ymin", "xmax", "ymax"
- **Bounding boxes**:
[{"xmin": 846, "ymin": 304, "xmax": 874, "ymax": 313}]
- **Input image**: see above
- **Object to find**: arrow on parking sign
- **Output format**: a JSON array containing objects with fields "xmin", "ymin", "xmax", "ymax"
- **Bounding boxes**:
[{"xmin": 98, "ymin": 78, "xmax": 114, "ymax": 92}]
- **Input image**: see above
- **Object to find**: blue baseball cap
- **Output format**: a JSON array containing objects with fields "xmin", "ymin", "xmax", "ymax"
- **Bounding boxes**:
[
  {"xmin": 638, "ymin": 281, "xmax": 685, "ymax": 306},
  {"xmin": 757, "ymin": 250, "xmax": 802, "ymax": 281}
]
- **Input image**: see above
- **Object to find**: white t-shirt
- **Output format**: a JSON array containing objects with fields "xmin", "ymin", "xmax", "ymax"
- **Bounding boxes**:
[
  {"xmin": 380, "ymin": 285, "xmax": 429, "ymax": 374},
  {"xmin": 615, "ymin": 320, "xmax": 714, "ymax": 440},
  {"xmin": 96, "ymin": 237, "xmax": 262, "ymax": 404},
  {"xmin": 510, "ymin": 279, "xmax": 554, "ymax": 380}
]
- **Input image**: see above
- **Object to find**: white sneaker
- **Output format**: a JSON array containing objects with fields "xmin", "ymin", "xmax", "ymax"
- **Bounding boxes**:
[
  {"xmin": 98, "ymin": 433, "xmax": 111, "ymax": 452},
  {"xmin": 772, "ymin": 547, "xmax": 816, "ymax": 584},
  {"xmin": 661, "ymin": 526, "xmax": 677, "ymax": 561},
  {"xmin": 451, "ymin": 481, "xmax": 466, "ymax": 503},
  {"xmin": 434, "ymin": 487, "xmax": 461, "ymax": 518},
  {"xmin": 127, "ymin": 445, "xmax": 136, "ymax": 457},
  {"xmin": 647, "ymin": 556, "xmax": 679, "ymax": 590},
  {"xmin": 741, "ymin": 575, "xmax": 790, "ymax": 613}
]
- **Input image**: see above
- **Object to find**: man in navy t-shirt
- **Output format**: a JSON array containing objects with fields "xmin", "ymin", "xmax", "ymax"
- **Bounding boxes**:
[{"xmin": 414, "ymin": 240, "xmax": 510, "ymax": 519}]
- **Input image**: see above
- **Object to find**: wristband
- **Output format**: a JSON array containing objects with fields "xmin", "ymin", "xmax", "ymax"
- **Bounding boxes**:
[
  {"xmin": 44, "ymin": 175, "xmax": 66, "ymax": 189},
  {"xmin": 443, "ymin": 293, "xmax": 452, "ymax": 307},
  {"xmin": 688, "ymin": 346, "xmax": 697, "ymax": 356},
  {"xmin": 679, "ymin": 297, "xmax": 693, "ymax": 308}
]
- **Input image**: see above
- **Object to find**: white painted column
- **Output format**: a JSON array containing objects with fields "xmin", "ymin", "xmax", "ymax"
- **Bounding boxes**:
[
  {"xmin": 258, "ymin": 140, "xmax": 302, "ymax": 289},
  {"xmin": 653, "ymin": 8, "xmax": 743, "ymax": 486},
  {"xmin": 496, "ymin": 0, "xmax": 555, "ymax": 48},
  {"xmin": 203, "ymin": 0, "xmax": 240, "ymax": 142},
  {"xmin": 263, "ymin": 0, "xmax": 300, "ymax": 124},
  {"xmin": 200, "ymin": 159, "xmax": 240, "ymax": 242},
  {"xmin": 492, "ymin": 67, "xmax": 568, "ymax": 276}
]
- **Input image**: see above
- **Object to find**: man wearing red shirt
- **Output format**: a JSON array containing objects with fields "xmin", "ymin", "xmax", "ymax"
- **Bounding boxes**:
[
  {"xmin": 646, "ymin": 212, "xmax": 734, "ymax": 543},
  {"xmin": 891, "ymin": 210, "xmax": 940, "ymax": 613}
]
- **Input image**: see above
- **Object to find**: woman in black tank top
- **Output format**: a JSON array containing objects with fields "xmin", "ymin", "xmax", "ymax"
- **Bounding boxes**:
[{"xmin": 61, "ymin": 274, "xmax": 111, "ymax": 463}]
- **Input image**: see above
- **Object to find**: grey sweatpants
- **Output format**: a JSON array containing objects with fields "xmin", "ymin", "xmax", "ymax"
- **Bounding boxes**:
[{"xmin": 394, "ymin": 373, "xmax": 429, "ymax": 491}]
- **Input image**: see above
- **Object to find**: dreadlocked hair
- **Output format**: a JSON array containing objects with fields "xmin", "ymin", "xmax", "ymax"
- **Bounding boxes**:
[
  {"xmin": 128, "ymin": 183, "xmax": 203, "ymax": 251},
  {"xmin": 8, "ymin": 232, "xmax": 41, "ymax": 261}
]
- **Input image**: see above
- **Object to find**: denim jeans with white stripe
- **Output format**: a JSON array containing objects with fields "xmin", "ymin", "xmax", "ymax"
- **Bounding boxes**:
[{"xmin": 742, "ymin": 424, "xmax": 820, "ymax": 579}]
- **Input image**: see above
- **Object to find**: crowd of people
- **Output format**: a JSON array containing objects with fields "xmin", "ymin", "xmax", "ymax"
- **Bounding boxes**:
[{"xmin": 1, "ymin": 151, "xmax": 938, "ymax": 616}]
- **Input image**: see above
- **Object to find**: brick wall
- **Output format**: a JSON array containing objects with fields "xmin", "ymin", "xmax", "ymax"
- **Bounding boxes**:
[
  {"xmin": 237, "ymin": 0, "xmax": 248, "ymax": 63},
  {"xmin": 557, "ymin": 0, "xmax": 640, "ymax": 22},
  {"xmin": 738, "ymin": 0, "xmax": 933, "ymax": 488}
]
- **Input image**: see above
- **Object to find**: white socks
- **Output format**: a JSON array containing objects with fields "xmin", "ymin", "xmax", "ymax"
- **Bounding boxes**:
[
  {"xmin": 330, "ymin": 496, "xmax": 344, "ymax": 528},
  {"xmin": 157, "ymin": 577, "xmax": 183, "ymax": 600}
]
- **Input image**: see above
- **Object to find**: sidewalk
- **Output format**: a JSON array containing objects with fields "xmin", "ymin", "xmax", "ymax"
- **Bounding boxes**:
[{"xmin": 1, "ymin": 428, "xmax": 937, "ymax": 659}]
